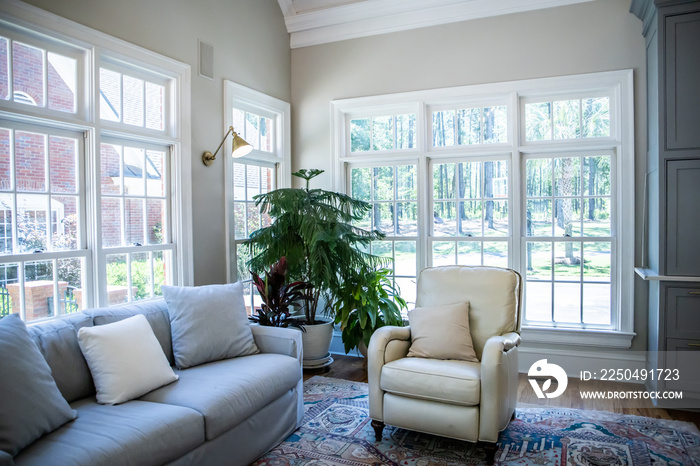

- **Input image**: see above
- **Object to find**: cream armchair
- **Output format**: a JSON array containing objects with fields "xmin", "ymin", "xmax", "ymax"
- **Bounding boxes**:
[{"xmin": 368, "ymin": 265, "xmax": 523, "ymax": 465}]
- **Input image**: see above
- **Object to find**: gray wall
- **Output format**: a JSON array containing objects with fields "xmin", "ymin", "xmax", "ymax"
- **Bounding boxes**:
[
  {"xmin": 22, "ymin": 0, "xmax": 291, "ymax": 286},
  {"xmin": 291, "ymin": 0, "xmax": 649, "ymax": 349}
]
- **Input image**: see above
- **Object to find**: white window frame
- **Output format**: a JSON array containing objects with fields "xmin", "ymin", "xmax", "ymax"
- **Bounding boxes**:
[
  {"xmin": 331, "ymin": 70, "xmax": 635, "ymax": 348},
  {"xmin": 0, "ymin": 0, "xmax": 193, "ymax": 315},
  {"xmin": 224, "ymin": 81, "xmax": 291, "ymax": 284}
]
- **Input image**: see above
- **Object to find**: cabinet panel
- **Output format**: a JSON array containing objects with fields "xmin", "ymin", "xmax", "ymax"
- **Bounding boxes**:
[
  {"xmin": 664, "ymin": 338, "xmax": 700, "ymax": 394},
  {"xmin": 666, "ymin": 158, "xmax": 700, "ymax": 275},
  {"xmin": 665, "ymin": 285, "xmax": 700, "ymax": 340},
  {"xmin": 665, "ymin": 12, "xmax": 700, "ymax": 149}
]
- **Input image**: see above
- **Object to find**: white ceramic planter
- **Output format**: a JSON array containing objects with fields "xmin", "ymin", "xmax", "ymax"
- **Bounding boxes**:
[{"xmin": 301, "ymin": 318, "xmax": 334, "ymax": 367}]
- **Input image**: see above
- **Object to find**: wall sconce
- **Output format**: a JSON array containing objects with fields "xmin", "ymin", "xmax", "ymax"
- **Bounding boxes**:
[{"xmin": 202, "ymin": 126, "xmax": 252, "ymax": 166}]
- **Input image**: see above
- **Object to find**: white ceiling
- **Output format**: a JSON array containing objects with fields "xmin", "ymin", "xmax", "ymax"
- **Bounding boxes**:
[{"xmin": 277, "ymin": 0, "xmax": 597, "ymax": 48}]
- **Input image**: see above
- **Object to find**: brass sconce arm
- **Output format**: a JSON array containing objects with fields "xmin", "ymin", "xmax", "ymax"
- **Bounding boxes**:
[
  {"xmin": 202, "ymin": 126, "xmax": 235, "ymax": 166},
  {"xmin": 202, "ymin": 126, "xmax": 252, "ymax": 166}
]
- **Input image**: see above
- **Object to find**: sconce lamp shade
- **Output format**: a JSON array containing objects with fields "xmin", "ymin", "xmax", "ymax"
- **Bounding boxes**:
[{"xmin": 202, "ymin": 126, "xmax": 252, "ymax": 166}]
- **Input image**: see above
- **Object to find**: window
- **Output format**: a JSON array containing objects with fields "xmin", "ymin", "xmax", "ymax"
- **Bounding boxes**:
[
  {"xmin": 0, "ymin": 2, "xmax": 191, "ymax": 320},
  {"xmin": 350, "ymin": 113, "xmax": 416, "ymax": 153},
  {"xmin": 225, "ymin": 81, "xmax": 290, "ymax": 314},
  {"xmin": 332, "ymin": 71, "xmax": 634, "ymax": 346}
]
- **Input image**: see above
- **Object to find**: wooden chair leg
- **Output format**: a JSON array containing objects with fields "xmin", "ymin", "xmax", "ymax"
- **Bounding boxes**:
[
  {"xmin": 481, "ymin": 442, "xmax": 498, "ymax": 465},
  {"xmin": 511, "ymin": 411, "xmax": 516, "ymax": 421},
  {"xmin": 370, "ymin": 420, "xmax": 385, "ymax": 442}
]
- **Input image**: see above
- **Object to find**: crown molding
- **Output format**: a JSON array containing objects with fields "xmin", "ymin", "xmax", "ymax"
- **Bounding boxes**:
[{"xmin": 282, "ymin": 0, "xmax": 597, "ymax": 48}]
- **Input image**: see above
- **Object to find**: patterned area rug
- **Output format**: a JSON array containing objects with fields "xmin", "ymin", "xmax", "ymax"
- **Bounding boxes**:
[{"xmin": 253, "ymin": 376, "xmax": 700, "ymax": 466}]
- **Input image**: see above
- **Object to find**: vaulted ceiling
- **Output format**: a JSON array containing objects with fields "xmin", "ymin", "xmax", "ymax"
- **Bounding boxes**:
[{"xmin": 277, "ymin": 0, "xmax": 597, "ymax": 48}]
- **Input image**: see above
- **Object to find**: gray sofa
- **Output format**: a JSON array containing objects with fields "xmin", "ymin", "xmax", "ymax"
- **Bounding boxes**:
[{"xmin": 3, "ymin": 299, "xmax": 303, "ymax": 466}]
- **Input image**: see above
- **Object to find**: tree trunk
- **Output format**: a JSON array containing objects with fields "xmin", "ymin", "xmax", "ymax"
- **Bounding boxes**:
[
  {"xmin": 588, "ymin": 157, "xmax": 597, "ymax": 220},
  {"xmin": 484, "ymin": 162, "xmax": 494, "ymax": 229}
]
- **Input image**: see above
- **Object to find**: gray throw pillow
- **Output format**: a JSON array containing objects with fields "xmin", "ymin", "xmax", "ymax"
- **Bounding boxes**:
[
  {"xmin": 0, "ymin": 314, "xmax": 77, "ymax": 456},
  {"xmin": 162, "ymin": 282, "xmax": 259, "ymax": 369}
]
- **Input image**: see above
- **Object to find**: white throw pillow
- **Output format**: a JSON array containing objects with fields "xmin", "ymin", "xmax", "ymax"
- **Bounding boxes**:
[
  {"xmin": 78, "ymin": 314, "xmax": 178, "ymax": 405},
  {"xmin": 407, "ymin": 301, "xmax": 478, "ymax": 361}
]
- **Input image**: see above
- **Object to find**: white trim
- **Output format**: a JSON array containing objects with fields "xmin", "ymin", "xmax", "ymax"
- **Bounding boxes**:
[
  {"xmin": 518, "ymin": 345, "xmax": 646, "ymax": 380},
  {"xmin": 521, "ymin": 327, "xmax": 635, "ymax": 349},
  {"xmin": 223, "ymin": 81, "xmax": 291, "ymax": 283},
  {"xmin": 284, "ymin": 0, "xmax": 596, "ymax": 48},
  {"xmin": 635, "ymin": 267, "xmax": 700, "ymax": 282}
]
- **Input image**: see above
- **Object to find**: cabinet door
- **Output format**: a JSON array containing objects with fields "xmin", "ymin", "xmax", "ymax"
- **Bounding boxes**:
[
  {"xmin": 665, "ymin": 285, "xmax": 700, "ymax": 340},
  {"xmin": 666, "ymin": 159, "xmax": 700, "ymax": 275},
  {"xmin": 665, "ymin": 11, "xmax": 700, "ymax": 150}
]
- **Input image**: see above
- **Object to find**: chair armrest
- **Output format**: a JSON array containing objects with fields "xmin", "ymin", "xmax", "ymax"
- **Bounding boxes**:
[
  {"xmin": 0, "ymin": 450, "xmax": 13, "ymax": 466},
  {"xmin": 250, "ymin": 325, "xmax": 303, "ymax": 366},
  {"xmin": 368, "ymin": 325, "xmax": 411, "ymax": 421},
  {"xmin": 479, "ymin": 332, "xmax": 521, "ymax": 442}
]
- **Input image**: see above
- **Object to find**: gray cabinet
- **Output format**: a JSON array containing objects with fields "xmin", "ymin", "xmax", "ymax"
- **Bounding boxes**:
[{"xmin": 666, "ymin": 159, "xmax": 700, "ymax": 275}]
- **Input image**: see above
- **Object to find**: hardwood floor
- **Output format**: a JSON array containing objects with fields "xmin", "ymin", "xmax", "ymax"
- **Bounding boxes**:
[{"xmin": 304, "ymin": 354, "xmax": 700, "ymax": 429}]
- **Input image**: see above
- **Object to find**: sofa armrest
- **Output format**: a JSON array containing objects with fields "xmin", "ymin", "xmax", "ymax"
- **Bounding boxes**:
[
  {"xmin": 250, "ymin": 325, "xmax": 303, "ymax": 366},
  {"xmin": 0, "ymin": 450, "xmax": 14, "ymax": 466},
  {"xmin": 367, "ymin": 325, "xmax": 411, "ymax": 421},
  {"xmin": 479, "ymin": 332, "xmax": 521, "ymax": 442}
]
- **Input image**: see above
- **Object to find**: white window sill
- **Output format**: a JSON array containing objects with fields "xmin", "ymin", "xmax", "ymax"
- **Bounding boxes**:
[{"xmin": 521, "ymin": 326, "xmax": 636, "ymax": 349}]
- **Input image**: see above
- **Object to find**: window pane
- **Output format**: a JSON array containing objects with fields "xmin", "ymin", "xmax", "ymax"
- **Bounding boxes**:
[
  {"xmin": 47, "ymin": 52, "xmax": 76, "ymax": 113},
  {"xmin": 527, "ymin": 200, "xmax": 552, "ymax": 236},
  {"xmin": 0, "ymin": 37, "xmax": 8, "ymax": 101},
  {"xmin": 372, "ymin": 241, "xmax": 393, "ymax": 272},
  {"xmin": 131, "ymin": 252, "xmax": 151, "ymax": 301},
  {"xmin": 0, "ymin": 263, "xmax": 19, "ymax": 316},
  {"xmin": 49, "ymin": 136, "xmax": 78, "ymax": 193},
  {"xmin": 350, "ymin": 118, "xmax": 370, "ymax": 152},
  {"xmin": 582, "ymin": 97, "xmax": 610, "ymax": 138},
  {"xmin": 583, "ymin": 242, "xmax": 611, "ymax": 282},
  {"xmin": 554, "ymin": 242, "xmax": 580, "ymax": 280},
  {"xmin": 16, "ymin": 131, "xmax": 46, "ymax": 192},
  {"xmin": 583, "ymin": 198, "xmax": 610, "ymax": 236},
  {"xmin": 372, "ymin": 166, "xmax": 393, "ymax": 201},
  {"xmin": 433, "ymin": 201, "xmax": 456, "ymax": 237},
  {"xmin": 144, "ymin": 82, "xmax": 164, "ymax": 130},
  {"xmin": 246, "ymin": 202, "xmax": 261, "ymax": 234},
  {"xmin": 233, "ymin": 202, "xmax": 246, "ymax": 240},
  {"xmin": 526, "ymin": 241, "xmax": 551, "ymax": 280},
  {"xmin": 396, "ymin": 114, "xmax": 415, "ymax": 149},
  {"xmin": 526, "ymin": 158, "xmax": 552, "ymax": 197},
  {"xmin": 526, "ymin": 281, "xmax": 552, "ymax": 322},
  {"xmin": 260, "ymin": 116, "xmax": 272, "ymax": 152},
  {"xmin": 432, "ymin": 110, "xmax": 454, "ymax": 147},
  {"xmin": 124, "ymin": 198, "xmax": 144, "ymax": 245},
  {"xmin": 57, "ymin": 257, "xmax": 83, "ymax": 313},
  {"xmin": 100, "ymin": 68, "xmax": 121, "ymax": 122},
  {"xmin": 395, "ymin": 277, "xmax": 416, "ymax": 308},
  {"xmin": 261, "ymin": 166, "xmax": 273, "ymax": 194},
  {"xmin": 484, "ymin": 200, "xmax": 507, "ymax": 237},
  {"xmin": 525, "ymin": 102, "xmax": 551, "ymax": 141},
  {"xmin": 236, "ymin": 243, "xmax": 250, "ymax": 282},
  {"xmin": 372, "ymin": 116, "xmax": 393, "ymax": 151},
  {"xmin": 0, "ymin": 128, "xmax": 11, "ymax": 190},
  {"xmin": 554, "ymin": 198, "xmax": 581, "ymax": 237},
  {"xmin": 146, "ymin": 150, "xmax": 165, "ymax": 197},
  {"xmin": 458, "ymin": 201, "xmax": 482, "ymax": 237},
  {"xmin": 123, "ymin": 147, "xmax": 145, "ymax": 196},
  {"xmin": 101, "ymin": 197, "xmax": 122, "ymax": 247},
  {"xmin": 0, "ymin": 194, "xmax": 13, "ymax": 254},
  {"xmin": 459, "ymin": 162, "xmax": 481, "ymax": 199},
  {"xmin": 123, "ymin": 75, "xmax": 144, "ymax": 127},
  {"xmin": 232, "ymin": 163, "xmax": 245, "ymax": 201},
  {"xmin": 553, "ymin": 99, "xmax": 580, "ymax": 139},
  {"xmin": 373, "ymin": 203, "xmax": 394, "ymax": 235},
  {"xmin": 232, "ymin": 108, "xmax": 245, "ymax": 136},
  {"xmin": 432, "ymin": 241, "xmax": 455, "ymax": 266},
  {"xmin": 51, "ymin": 195, "xmax": 78, "ymax": 251},
  {"xmin": 23, "ymin": 260, "xmax": 53, "ymax": 321},
  {"xmin": 17, "ymin": 194, "xmax": 48, "ymax": 253},
  {"xmin": 153, "ymin": 250, "xmax": 170, "ymax": 296},
  {"xmin": 396, "ymin": 165, "xmax": 416, "ymax": 200},
  {"xmin": 246, "ymin": 112, "xmax": 260, "ymax": 150},
  {"xmin": 483, "ymin": 106, "xmax": 507, "ymax": 143},
  {"xmin": 483, "ymin": 242, "xmax": 508, "ymax": 267},
  {"xmin": 583, "ymin": 283, "xmax": 611, "ymax": 324},
  {"xmin": 350, "ymin": 167, "xmax": 370, "ymax": 202},
  {"xmin": 433, "ymin": 163, "xmax": 455, "ymax": 200},
  {"xmin": 554, "ymin": 157, "xmax": 580, "ymax": 197},
  {"xmin": 484, "ymin": 161, "xmax": 508, "ymax": 198},
  {"xmin": 583, "ymin": 156, "xmax": 611, "ymax": 196},
  {"xmin": 553, "ymin": 282, "xmax": 580, "ymax": 323},
  {"xmin": 13, "ymin": 42, "xmax": 44, "ymax": 107},
  {"xmin": 106, "ymin": 254, "xmax": 128, "ymax": 305},
  {"xmin": 457, "ymin": 108, "xmax": 480, "ymax": 145},
  {"xmin": 147, "ymin": 199, "xmax": 165, "ymax": 245},
  {"xmin": 396, "ymin": 202, "xmax": 417, "ymax": 236},
  {"xmin": 101, "ymin": 143, "xmax": 122, "ymax": 195},
  {"xmin": 457, "ymin": 241, "xmax": 480, "ymax": 266},
  {"xmin": 246, "ymin": 165, "xmax": 260, "ymax": 201},
  {"xmin": 394, "ymin": 241, "xmax": 416, "ymax": 277}
]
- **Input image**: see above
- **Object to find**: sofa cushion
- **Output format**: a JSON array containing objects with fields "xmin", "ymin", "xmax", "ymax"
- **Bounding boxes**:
[
  {"xmin": 0, "ymin": 314, "xmax": 77, "ymax": 457},
  {"xmin": 139, "ymin": 353, "xmax": 300, "ymax": 440},
  {"xmin": 78, "ymin": 315, "xmax": 179, "ymax": 405},
  {"xmin": 85, "ymin": 299, "xmax": 174, "ymax": 365},
  {"xmin": 162, "ymin": 283, "xmax": 260, "ymax": 369},
  {"xmin": 381, "ymin": 357, "xmax": 481, "ymax": 406},
  {"xmin": 12, "ymin": 398, "xmax": 204, "ymax": 466},
  {"xmin": 25, "ymin": 313, "xmax": 94, "ymax": 403}
]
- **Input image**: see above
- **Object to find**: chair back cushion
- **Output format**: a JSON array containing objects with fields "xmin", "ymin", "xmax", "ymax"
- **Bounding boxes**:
[{"xmin": 415, "ymin": 266, "xmax": 522, "ymax": 360}]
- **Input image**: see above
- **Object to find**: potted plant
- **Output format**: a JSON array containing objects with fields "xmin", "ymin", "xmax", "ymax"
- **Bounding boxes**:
[
  {"xmin": 249, "ymin": 257, "xmax": 311, "ymax": 328},
  {"xmin": 333, "ymin": 268, "xmax": 406, "ymax": 357},
  {"xmin": 245, "ymin": 168, "xmax": 385, "ymax": 366}
]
